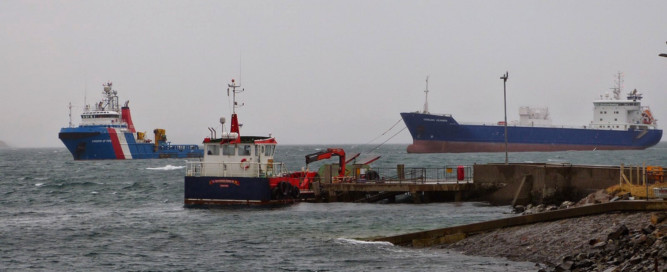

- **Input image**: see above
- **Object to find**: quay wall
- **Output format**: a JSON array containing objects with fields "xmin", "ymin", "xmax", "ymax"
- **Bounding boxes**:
[
  {"xmin": 314, "ymin": 163, "xmax": 649, "ymax": 205},
  {"xmin": 473, "ymin": 163, "xmax": 629, "ymax": 205}
]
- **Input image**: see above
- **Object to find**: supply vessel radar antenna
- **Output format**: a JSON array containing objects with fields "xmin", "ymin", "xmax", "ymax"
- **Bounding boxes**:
[{"xmin": 423, "ymin": 76, "xmax": 430, "ymax": 114}]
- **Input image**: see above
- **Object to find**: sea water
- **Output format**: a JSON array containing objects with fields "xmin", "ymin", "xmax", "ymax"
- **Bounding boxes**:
[{"xmin": 1, "ymin": 143, "xmax": 665, "ymax": 271}]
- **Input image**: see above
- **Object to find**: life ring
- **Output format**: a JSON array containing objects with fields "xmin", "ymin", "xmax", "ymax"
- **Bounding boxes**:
[
  {"xmin": 642, "ymin": 110, "xmax": 654, "ymax": 124},
  {"xmin": 240, "ymin": 158, "xmax": 249, "ymax": 170},
  {"xmin": 642, "ymin": 117, "xmax": 651, "ymax": 124}
]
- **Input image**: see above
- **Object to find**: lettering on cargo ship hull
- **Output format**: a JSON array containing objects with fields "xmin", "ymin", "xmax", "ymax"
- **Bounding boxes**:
[{"xmin": 423, "ymin": 118, "xmax": 449, "ymax": 123}]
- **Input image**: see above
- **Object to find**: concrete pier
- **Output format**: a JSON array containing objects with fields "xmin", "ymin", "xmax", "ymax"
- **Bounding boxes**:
[
  {"xmin": 372, "ymin": 200, "xmax": 667, "ymax": 247},
  {"xmin": 321, "ymin": 182, "xmax": 473, "ymax": 203},
  {"xmin": 313, "ymin": 163, "xmax": 664, "ymax": 205}
]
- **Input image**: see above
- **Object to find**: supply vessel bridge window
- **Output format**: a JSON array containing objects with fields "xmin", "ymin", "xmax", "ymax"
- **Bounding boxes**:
[{"xmin": 82, "ymin": 114, "xmax": 119, "ymax": 119}]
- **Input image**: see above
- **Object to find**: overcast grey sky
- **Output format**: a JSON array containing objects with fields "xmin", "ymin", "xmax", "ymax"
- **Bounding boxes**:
[{"xmin": 2, "ymin": 0, "xmax": 666, "ymax": 148}]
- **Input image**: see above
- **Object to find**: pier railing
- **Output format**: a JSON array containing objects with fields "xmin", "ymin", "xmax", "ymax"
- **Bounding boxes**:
[{"xmin": 327, "ymin": 165, "xmax": 473, "ymax": 184}]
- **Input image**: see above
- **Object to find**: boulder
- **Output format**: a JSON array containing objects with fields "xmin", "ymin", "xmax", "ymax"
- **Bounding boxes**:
[
  {"xmin": 654, "ymin": 225, "xmax": 667, "ymax": 238},
  {"xmin": 650, "ymin": 212, "xmax": 667, "ymax": 225},
  {"xmin": 559, "ymin": 201, "xmax": 575, "ymax": 209},
  {"xmin": 628, "ymin": 255, "xmax": 642, "ymax": 264},
  {"xmin": 592, "ymin": 241, "xmax": 607, "ymax": 249},
  {"xmin": 555, "ymin": 256, "xmax": 574, "ymax": 271},
  {"xmin": 601, "ymin": 266, "xmax": 619, "ymax": 272},
  {"xmin": 607, "ymin": 224, "xmax": 629, "ymax": 241},
  {"xmin": 641, "ymin": 224, "xmax": 656, "ymax": 235}
]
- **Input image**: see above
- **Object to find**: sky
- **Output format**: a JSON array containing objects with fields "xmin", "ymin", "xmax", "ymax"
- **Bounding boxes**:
[{"xmin": 1, "ymin": 0, "xmax": 666, "ymax": 148}]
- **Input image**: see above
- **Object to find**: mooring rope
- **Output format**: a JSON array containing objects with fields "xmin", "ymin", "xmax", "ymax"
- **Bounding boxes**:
[
  {"xmin": 361, "ymin": 118, "xmax": 403, "ymax": 146},
  {"xmin": 364, "ymin": 125, "xmax": 407, "ymax": 154}
]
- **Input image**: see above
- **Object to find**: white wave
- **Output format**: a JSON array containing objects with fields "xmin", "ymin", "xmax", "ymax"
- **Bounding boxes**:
[
  {"xmin": 335, "ymin": 238, "xmax": 394, "ymax": 246},
  {"xmin": 146, "ymin": 165, "xmax": 185, "ymax": 170},
  {"xmin": 35, "ymin": 183, "xmax": 44, "ymax": 187}
]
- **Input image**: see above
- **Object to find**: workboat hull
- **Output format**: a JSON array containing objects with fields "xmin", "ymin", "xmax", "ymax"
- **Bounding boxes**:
[
  {"xmin": 184, "ymin": 79, "xmax": 345, "ymax": 207},
  {"xmin": 401, "ymin": 112, "xmax": 663, "ymax": 153},
  {"xmin": 184, "ymin": 176, "xmax": 298, "ymax": 206},
  {"xmin": 59, "ymin": 126, "xmax": 202, "ymax": 160}
]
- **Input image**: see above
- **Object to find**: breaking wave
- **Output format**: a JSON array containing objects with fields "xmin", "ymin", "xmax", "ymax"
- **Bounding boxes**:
[
  {"xmin": 146, "ymin": 165, "xmax": 184, "ymax": 170},
  {"xmin": 335, "ymin": 237, "xmax": 394, "ymax": 246}
]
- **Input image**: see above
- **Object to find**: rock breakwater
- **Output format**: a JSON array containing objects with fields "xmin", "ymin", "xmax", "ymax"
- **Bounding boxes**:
[{"xmin": 444, "ymin": 191, "xmax": 667, "ymax": 272}]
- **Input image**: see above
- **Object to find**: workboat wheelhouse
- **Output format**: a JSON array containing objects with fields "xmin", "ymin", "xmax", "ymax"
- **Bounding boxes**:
[{"xmin": 187, "ymin": 133, "xmax": 282, "ymax": 178}]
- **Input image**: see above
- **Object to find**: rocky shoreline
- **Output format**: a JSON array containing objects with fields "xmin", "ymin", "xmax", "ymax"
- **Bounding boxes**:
[{"xmin": 441, "ymin": 191, "xmax": 667, "ymax": 271}]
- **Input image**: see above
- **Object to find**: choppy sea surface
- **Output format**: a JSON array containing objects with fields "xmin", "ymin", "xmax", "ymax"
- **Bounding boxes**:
[{"xmin": 1, "ymin": 143, "xmax": 666, "ymax": 271}]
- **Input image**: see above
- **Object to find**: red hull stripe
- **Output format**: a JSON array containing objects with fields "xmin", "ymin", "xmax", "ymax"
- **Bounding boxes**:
[
  {"xmin": 107, "ymin": 128, "xmax": 125, "ymax": 159},
  {"xmin": 407, "ymin": 140, "xmax": 645, "ymax": 153}
]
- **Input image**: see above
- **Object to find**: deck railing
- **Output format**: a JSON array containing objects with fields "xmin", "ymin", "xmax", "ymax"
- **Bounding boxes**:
[
  {"xmin": 185, "ymin": 161, "xmax": 287, "ymax": 178},
  {"xmin": 185, "ymin": 162, "xmax": 474, "ymax": 185}
]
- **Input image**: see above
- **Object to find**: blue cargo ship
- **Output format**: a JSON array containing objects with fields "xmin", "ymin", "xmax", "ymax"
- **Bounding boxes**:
[
  {"xmin": 58, "ymin": 82, "xmax": 203, "ymax": 160},
  {"xmin": 401, "ymin": 75, "xmax": 662, "ymax": 153}
]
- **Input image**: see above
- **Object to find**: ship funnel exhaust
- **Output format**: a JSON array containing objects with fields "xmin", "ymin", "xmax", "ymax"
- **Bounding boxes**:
[{"xmin": 121, "ymin": 102, "xmax": 136, "ymax": 133}]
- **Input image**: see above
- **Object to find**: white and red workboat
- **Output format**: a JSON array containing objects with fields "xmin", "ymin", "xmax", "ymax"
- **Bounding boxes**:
[{"xmin": 184, "ymin": 79, "xmax": 320, "ymax": 206}]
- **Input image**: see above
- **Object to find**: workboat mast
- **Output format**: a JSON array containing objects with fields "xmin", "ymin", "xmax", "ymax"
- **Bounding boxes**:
[{"xmin": 227, "ymin": 79, "xmax": 244, "ymax": 138}]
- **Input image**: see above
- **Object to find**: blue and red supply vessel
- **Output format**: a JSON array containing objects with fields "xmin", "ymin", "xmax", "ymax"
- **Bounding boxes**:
[
  {"xmin": 401, "ymin": 74, "xmax": 662, "ymax": 153},
  {"xmin": 58, "ymin": 82, "xmax": 203, "ymax": 160},
  {"xmin": 184, "ymin": 79, "xmax": 322, "ymax": 206}
]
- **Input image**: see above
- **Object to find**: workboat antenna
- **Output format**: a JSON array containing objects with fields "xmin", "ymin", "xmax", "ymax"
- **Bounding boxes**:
[
  {"xmin": 422, "ymin": 76, "xmax": 430, "ymax": 114},
  {"xmin": 227, "ymin": 79, "xmax": 244, "ymax": 114}
]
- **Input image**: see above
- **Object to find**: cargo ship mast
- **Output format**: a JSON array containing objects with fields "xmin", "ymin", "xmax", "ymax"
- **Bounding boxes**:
[
  {"xmin": 68, "ymin": 102, "xmax": 73, "ymax": 128},
  {"xmin": 422, "ymin": 76, "xmax": 430, "ymax": 114},
  {"xmin": 611, "ymin": 72, "xmax": 623, "ymax": 100}
]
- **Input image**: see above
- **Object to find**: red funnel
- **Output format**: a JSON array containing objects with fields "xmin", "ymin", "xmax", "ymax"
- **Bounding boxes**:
[{"xmin": 121, "ymin": 106, "xmax": 136, "ymax": 133}]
